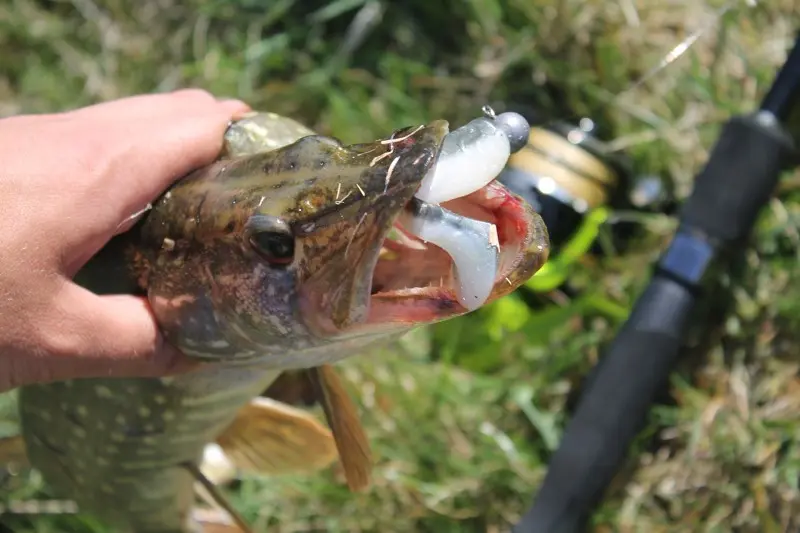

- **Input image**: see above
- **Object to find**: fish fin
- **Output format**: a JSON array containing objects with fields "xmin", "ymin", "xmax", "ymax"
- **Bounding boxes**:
[
  {"xmin": 262, "ymin": 370, "xmax": 318, "ymax": 407},
  {"xmin": 215, "ymin": 397, "xmax": 338, "ymax": 476},
  {"xmin": 307, "ymin": 364, "xmax": 373, "ymax": 492},
  {"xmin": 185, "ymin": 462, "xmax": 252, "ymax": 533},
  {"xmin": 0, "ymin": 434, "xmax": 29, "ymax": 468}
]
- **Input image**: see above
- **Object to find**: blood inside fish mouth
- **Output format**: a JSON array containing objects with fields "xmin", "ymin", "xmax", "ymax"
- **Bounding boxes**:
[{"xmin": 368, "ymin": 114, "xmax": 546, "ymax": 316}]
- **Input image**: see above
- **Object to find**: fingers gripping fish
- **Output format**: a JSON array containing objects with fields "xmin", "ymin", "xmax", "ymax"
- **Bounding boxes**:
[{"xmin": 12, "ymin": 108, "xmax": 549, "ymax": 533}]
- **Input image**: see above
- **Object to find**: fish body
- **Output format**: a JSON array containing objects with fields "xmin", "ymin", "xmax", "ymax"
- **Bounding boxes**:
[{"xmin": 17, "ymin": 111, "xmax": 549, "ymax": 532}]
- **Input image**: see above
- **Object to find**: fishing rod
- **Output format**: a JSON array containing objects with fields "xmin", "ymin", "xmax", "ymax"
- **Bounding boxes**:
[{"xmin": 512, "ymin": 31, "xmax": 800, "ymax": 533}]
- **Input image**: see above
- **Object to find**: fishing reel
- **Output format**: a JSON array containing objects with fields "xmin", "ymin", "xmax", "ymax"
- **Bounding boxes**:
[
  {"xmin": 425, "ymin": 108, "xmax": 673, "ymax": 367},
  {"xmin": 495, "ymin": 110, "xmax": 673, "ymax": 296}
]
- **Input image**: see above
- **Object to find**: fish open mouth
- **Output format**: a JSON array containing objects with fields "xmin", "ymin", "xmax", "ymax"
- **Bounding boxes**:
[{"xmin": 367, "ymin": 114, "xmax": 549, "ymax": 323}]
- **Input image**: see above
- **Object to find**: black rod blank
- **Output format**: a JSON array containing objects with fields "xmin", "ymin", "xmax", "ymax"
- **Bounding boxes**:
[{"xmin": 513, "ymin": 32, "xmax": 800, "ymax": 533}]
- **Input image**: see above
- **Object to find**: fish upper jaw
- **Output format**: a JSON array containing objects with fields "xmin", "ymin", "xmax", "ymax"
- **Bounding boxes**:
[{"xmin": 295, "ymin": 120, "xmax": 450, "ymax": 334}]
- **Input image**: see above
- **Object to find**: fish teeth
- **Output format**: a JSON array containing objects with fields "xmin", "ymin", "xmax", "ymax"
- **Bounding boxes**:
[
  {"xmin": 402, "ymin": 113, "xmax": 522, "ymax": 309},
  {"xmin": 400, "ymin": 199, "xmax": 499, "ymax": 311}
]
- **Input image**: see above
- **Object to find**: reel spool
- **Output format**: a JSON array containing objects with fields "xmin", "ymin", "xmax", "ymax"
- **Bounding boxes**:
[{"xmin": 497, "ymin": 116, "xmax": 662, "ymax": 293}]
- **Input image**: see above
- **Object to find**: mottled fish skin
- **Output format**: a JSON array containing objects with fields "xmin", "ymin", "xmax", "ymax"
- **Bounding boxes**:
[
  {"xmin": 18, "ymin": 111, "xmax": 551, "ymax": 533},
  {"xmin": 220, "ymin": 111, "xmax": 315, "ymax": 158},
  {"xmin": 20, "ymin": 367, "xmax": 277, "ymax": 533},
  {"xmin": 20, "ymin": 113, "xmax": 450, "ymax": 533}
]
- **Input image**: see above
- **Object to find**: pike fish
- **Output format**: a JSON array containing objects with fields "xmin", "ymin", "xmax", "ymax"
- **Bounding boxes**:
[{"xmin": 11, "ymin": 109, "xmax": 549, "ymax": 532}]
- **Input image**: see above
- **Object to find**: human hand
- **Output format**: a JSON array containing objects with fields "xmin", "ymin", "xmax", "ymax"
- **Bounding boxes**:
[{"xmin": 0, "ymin": 90, "xmax": 251, "ymax": 391}]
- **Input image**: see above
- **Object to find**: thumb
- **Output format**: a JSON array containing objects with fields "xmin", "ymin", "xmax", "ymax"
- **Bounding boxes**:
[{"xmin": 40, "ymin": 284, "xmax": 198, "ymax": 382}]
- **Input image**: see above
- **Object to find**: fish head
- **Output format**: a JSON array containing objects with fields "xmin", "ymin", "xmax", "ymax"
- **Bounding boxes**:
[{"xmin": 136, "ymin": 117, "xmax": 549, "ymax": 366}]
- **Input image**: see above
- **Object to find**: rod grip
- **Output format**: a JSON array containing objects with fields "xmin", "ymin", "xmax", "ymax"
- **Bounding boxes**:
[{"xmin": 514, "ymin": 276, "xmax": 695, "ymax": 533}]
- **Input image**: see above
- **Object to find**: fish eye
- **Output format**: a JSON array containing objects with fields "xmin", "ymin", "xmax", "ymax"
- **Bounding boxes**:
[
  {"xmin": 246, "ymin": 215, "xmax": 295, "ymax": 267},
  {"xmin": 250, "ymin": 230, "xmax": 295, "ymax": 266}
]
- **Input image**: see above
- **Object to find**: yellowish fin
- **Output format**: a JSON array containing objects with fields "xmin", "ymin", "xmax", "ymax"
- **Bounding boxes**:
[
  {"xmin": 214, "ymin": 396, "xmax": 338, "ymax": 476},
  {"xmin": 195, "ymin": 395, "xmax": 340, "ymax": 527},
  {"xmin": 308, "ymin": 364, "xmax": 373, "ymax": 492}
]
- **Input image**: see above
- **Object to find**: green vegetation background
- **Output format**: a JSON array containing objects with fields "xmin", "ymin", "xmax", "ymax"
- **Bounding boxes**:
[{"xmin": 1, "ymin": 1, "xmax": 799, "ymax": 532}]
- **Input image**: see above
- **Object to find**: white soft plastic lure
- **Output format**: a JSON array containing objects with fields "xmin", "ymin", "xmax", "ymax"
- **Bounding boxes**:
[{"xmin": 403, "ymin": 108, "xmax": 530, "ymax": 309}]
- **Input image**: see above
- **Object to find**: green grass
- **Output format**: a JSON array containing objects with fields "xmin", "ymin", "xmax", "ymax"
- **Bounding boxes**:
[{"xmin": 1, "ymin": 0, "xmax": 800, "ymax": 531}]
